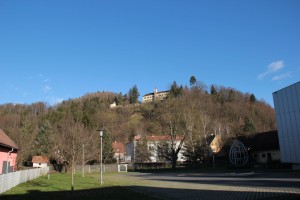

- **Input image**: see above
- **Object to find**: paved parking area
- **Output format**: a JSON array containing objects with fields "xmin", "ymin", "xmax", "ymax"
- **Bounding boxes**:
[{"xmin": 115, "ymin": 171, "xmax": 300, "ymax": 200}]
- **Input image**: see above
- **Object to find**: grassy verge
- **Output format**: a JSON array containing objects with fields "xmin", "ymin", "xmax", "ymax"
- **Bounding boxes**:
[{"xmin": 0, "ymin": 172, "xmax": 159, "ymax": 200}]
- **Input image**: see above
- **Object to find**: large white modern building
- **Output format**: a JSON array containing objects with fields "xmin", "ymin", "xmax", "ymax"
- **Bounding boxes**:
[{"xmin": 273, "ymin": 81, "xmax": 300, "ymax": 169}]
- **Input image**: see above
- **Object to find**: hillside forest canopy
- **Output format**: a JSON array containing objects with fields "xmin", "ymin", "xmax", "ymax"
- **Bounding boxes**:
[{"xmin": 0, "ymin": 77, "xmax": 276, "ymax": 168}]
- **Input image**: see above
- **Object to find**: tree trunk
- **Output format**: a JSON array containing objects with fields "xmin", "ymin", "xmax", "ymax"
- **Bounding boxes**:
[
  {"xmin": 172, "ymin": 159, "xmax": 177, "ymax": 169},
  {"xmin": 171, "ymin": 150, "xmax": 178, "ymax": 169}
]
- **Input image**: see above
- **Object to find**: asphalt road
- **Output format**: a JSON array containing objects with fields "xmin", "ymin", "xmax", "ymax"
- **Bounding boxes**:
[{"xmin": 114, "ymin": 171, "xmax": 300, "ymax": 200}]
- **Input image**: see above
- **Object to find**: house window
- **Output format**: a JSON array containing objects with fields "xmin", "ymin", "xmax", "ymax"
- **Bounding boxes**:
[
  {"xmin": 39, "ymin": 163, "xmax": 41, "ymax": 165},
  {"xmin": 253, "ymin": 154, "xmax": 258, "ymax": 159},
  {"xmin": 149, "ymin": 146, "xmax": 155, "ymax": 151},
  {"xmin": 261, "ymin": 154, "xmax": 266, "ymax": 158}
]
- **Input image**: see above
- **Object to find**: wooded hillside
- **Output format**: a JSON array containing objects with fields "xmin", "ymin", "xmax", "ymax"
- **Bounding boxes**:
[{"xmin": 0, "ymin": 80, "xmax": 276, "ymax": 167}]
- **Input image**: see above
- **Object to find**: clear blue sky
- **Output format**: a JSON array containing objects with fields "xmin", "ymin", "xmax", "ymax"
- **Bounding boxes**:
[{"xmin": 0, "ymin": 1, "xmax": 299, "ymax": 106}]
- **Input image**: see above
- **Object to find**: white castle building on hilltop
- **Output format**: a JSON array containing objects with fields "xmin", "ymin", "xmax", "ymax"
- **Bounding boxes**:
[{"xmin": 142, "ymin": 88, "xmax": 169, "ymax": 103}]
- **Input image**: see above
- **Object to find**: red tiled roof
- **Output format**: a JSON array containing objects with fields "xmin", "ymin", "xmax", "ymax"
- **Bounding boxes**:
[
  {"xmin": 32, "ymin": 156, "xmax": 49, "ymax": 163},
  {"xmin": 0, "ymin": 129, "xmax": 19, "ymax": 149},
  {"xmin": 112, "ymin": 141, "xmax": 125, "ymax": 153}
]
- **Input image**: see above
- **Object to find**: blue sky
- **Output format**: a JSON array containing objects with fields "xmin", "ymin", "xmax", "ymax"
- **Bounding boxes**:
[{"xmin": 0, "ymin": 0, "xmax": 299, "ymax": 106}]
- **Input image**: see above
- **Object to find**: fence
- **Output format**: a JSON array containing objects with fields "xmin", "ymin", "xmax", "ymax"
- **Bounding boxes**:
[
  {"xmin": 74, "ymin": 164, "xmax": 120, "ymax": 174},
  {"xmin": 0, "ymin": 167, "xmax": 49, "ymax": 194}
]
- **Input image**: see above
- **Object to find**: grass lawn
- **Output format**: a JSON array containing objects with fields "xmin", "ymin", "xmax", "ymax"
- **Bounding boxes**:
[{"xmin": 0, "ymin": 172, "xmax": 159, "ymax": 200}]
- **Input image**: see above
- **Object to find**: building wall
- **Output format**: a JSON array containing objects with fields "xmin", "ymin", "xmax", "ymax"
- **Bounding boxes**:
[
  {"xmin": 143, "ymin": 95, "xmax": 154, "ymax": 102},
  {"xmin": 253, "ymin": 150, "xmax": 281, "ymax": 164},
  {"xmin": 126, "ymin": 140, "xmax": 185, "ymax": 163},
  {"xmin": 33, "ymin": 162, "xmax": 48, "ymax": 168},
  {"xmin": 273, "ymin": 82, "xmax": 300, "ymax": 164},
  {"xmin": 0, "ymin": 146, "xmax": 18, "ymax": 174},
  {"xmin": 142, "ymin": 90, "xmax": 170, "ymax": 103}
]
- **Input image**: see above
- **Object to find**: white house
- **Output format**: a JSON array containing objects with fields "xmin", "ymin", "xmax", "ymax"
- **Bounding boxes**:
[
  {"xmin": 109, "ymin": 101, "xmax": 117, "ymax": 109},
  {"xmin": 32, "ymin": 156, "xmax": 49, "ymax": 168},
  {"xmin": 125, "ymin": 135, "xmax": 185, "ymax": 163}
]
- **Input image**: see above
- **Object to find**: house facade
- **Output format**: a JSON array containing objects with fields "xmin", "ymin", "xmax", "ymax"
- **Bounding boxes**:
[
  {"xmin": 0, "ymin": 129, "xmax": 19, "ymax": 174},
  {"xmin": 125, "ymin": 135, "xmax": 185, "ymax": 163},
  {"xmin": 142, "ymin": 89, "xmax": 170, "ymax": 103}
]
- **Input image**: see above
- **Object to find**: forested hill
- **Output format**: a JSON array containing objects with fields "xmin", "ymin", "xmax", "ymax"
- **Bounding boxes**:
[{"xmin": 0, "ymin": 82, "xmax": 276, "ymax": 166}]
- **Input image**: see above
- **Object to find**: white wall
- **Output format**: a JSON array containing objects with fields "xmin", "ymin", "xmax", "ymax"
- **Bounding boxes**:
[
  {"xmin": 126, "ymin": 140, "xmax": 185, "ymax": 163},
  {"xmin": 273, "ymin": 82, "xmax": 300, "ymax": 164},
  {"xmin": 33, "ymin": 163, "xmax": 48, "ymax": 168}
]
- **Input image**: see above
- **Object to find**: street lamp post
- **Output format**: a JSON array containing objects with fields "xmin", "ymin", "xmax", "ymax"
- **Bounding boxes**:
[
  {"xmin": 82, "ymin": 144, "xmax": 85, "ymax": 177},
  {"xmin": 98, "ymin": 129, "xmax": 104, "ymax": 184}
]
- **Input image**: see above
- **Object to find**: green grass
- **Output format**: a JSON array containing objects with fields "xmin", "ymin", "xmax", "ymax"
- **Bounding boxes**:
[{"xmin": 0, "ymin": 172, "xmax": 159, "ymax": 200}]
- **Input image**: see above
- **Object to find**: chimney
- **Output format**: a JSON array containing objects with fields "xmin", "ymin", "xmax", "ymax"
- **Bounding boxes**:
[{"xmin": 154, "ymin": 88, "xmax": 158, "ymax": 93}]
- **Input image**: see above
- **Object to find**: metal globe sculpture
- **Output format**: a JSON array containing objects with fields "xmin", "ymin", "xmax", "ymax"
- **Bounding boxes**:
[{"xmin": 229, "ymin": 139, "xmax": 248, "ymax": 167}]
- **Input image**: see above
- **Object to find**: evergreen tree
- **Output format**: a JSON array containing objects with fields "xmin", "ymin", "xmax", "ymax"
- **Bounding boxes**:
[
  {"xmin": 243, "ymin": 116, "xmax": 256, "ymax": 134},
  {"xmin": 250, "ymin": 93, "xmax": 256, "ymax": 103},
  {"xmin": 114, "ymin": 96, "xmax": 118, "ymax": 105},
  {"xmin": 102, "ymin": 131, "xmax": 116, "ymax": 164},
  {"xmin": 189, "ymin": 76, "xmax": 196, "ymax": 86},
  {"xmin": 33, "ymin": 121, "xmax": 52, "ymax": 156},
  {"xmin": 210, "ymin": 85, "xmax": 218, "ymax": 95},
  {"xmin": 183, "ymin": 139, "xmax": 209, "ymax": 164},
  {"xmin": 170, "ymin": 81, "xmax": 182, "ymax": 97},
  {"xmin": 228, "ymin": 89, "xmax": 235, "ymax": 102},
  {"xmin": 128, "ymin": 85, "xmax": 140, "ymax": 104}
]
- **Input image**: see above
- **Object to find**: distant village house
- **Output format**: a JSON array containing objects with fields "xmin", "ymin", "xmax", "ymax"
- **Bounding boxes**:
[
  {"xmin": 112, "ymin": 141, "xmax": 125, "ymax": 163},
  {"xmin": 32, "ymin": 156, "xmax": 49, "ymax": 168}
]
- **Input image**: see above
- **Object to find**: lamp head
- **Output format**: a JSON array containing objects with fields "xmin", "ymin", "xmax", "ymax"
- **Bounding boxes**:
[{"xmin": 98, "ymin": 128, "xmax": 104, "ymax": 137}]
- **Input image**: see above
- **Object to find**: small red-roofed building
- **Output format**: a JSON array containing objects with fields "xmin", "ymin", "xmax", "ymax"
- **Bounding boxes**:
[
  {"xmin": 32, "ymin": 156, "xmax": 49, "ymax": 168},
  {"xmin": 112, "ymin": 141, "xmax": 125, "ymax": 163},
  {"xmin": 0, "ymin": 129, "xmax": 19, "ymax": 174}
]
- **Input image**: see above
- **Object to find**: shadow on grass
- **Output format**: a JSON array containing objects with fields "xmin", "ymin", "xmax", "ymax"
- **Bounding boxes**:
[
  {"xmin": 1, "ymin": 185, "xmax": 300, "ymax": 200},
  {"xmin": 0, "ymin": 186, "xmax": 157, "ymax": 200}
]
